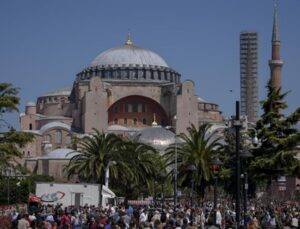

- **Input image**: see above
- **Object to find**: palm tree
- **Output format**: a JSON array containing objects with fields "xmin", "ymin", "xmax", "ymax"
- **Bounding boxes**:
[
  {"xmin": 111, "ymin": 136, "xmax": 162, "ymax": 199},
  {"xmin": 0, "ymin": 82, "xmax": 20, "ymax": 114},
  {"xmin": 164, "ymin": 123, "xmax": 222, "ymax": 198},
  {"xmin": 66, "ymin": 130, "xmax": 163, "ymax": 200},
  {"xmin": 64, "ymin": 129, "xmax": 121, "ymax": 206}
]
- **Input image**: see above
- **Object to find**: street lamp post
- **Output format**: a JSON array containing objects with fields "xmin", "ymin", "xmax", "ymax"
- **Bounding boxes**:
[
  {"xmin": 166, "ymin": 115, "xmax": 178, "ymax": 213},
  {"xmin": 158, "ymin": 174, "xmax": 166, "ymax": 213},
  {"xmin": 7, "ymin": 174, "xmax": 10, "ymax": 205},
  {"xmin": 161, "ymin": 180, "xmax": 165, "ymax": 213},
  {"xmin": 174, "ymin": 137, "xmax": 178, "ymax": 213},
  {"xmin": 186, "ymin": 164, "xmax": 197, "ymax": 226},
  {"xmin": 187, "ymin": 164, "xmax": 197, "ymax": 208},
  {"xmin": 240, "ymin": 150, "xmax": 253, "ymax": 229},
  {"xmin": 296, "ymin": 184, "xmax": 300, "ymax": 201},
  {"xmin": 233, "ymin": 101, "xmax": 242, "ymax": 228},
  {"xmin": 4, "ymin": 169, "xmax": 11, "ymax": 205},
  {"xmin": 209, "ymin": 158, "xmax": 223, "ymax": 210}
]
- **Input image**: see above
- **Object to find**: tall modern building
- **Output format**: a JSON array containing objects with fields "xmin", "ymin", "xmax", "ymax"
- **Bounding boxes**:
[{"xmin": 240, "ymin": 31, "xmax": 259, "ymax": 123}]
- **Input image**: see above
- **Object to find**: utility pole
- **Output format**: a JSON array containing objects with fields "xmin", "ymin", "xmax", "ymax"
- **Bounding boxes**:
[
  {"xmin": 234, "ymin": 101, "xmax": 241, "ymax": 228},
  {"xmin": 174, "ymin": 138, "xmax": 177, "ymax": 213}
]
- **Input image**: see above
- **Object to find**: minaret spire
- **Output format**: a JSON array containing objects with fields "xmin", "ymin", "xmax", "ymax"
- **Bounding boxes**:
[
  {"xmin": 269, "ymin": 0, "xmax": 283, "ymax": 91},
  {"xmin": 272, "ymin": 0, "xmax": 280, "ymax": 42}
]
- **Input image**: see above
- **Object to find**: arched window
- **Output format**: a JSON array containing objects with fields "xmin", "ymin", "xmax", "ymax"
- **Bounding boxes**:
[
  {"xmin": 114, "ymin": 106, "xmax": 119, "ymax": 114},
  {"xmin": 29, "ymin": 123, "xmax": 32, "ymax": 130},
  {"xmin": 151, "ymin": 71, "xmax": 154, "ymax": 80},
  {"xmin": 132, "ymin": 103, "xmax": 138, "ymax": 112},
  {"xmin": 128, "ymin": 104, "xmax": 132, "ymax": 112},
  {"xmin": 143, "ymin": 118, "xmax": 147, "ymax": 125},
  {"xmin": 124, "ymin": 118, "xmax": 127, "ymax": 125},
  {"xmin": 55, "ymin": 130, "xmax": 62, "ymax": 144},
  {"xmin": 66, "ymin": 134, "xmax": 72, "ymax": 145},
  {"xmin": 138, "ymin": 104, "xmax": 142, "ymax": 113},
  {"xmin": 42, "ymin": 160, "xmax": 49, "ymax": 176},
  {"xmin": 44, "ymin": 134, "xmax": 52, "ymax": 143},
  {"xmin": 133, "ymin": 118, "xmax": 137, "ymax": 125},
  {"xmin": 114, "ymin": 118, "xmax": 118, "ymax": 124}
]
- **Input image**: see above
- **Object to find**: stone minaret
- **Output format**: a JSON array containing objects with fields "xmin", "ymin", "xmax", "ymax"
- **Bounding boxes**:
[{"xmin": 269, "ymin": 3, "xmax": 283, "ymax": 91}]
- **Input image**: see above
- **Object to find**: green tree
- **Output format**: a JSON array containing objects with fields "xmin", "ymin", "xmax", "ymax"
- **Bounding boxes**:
[
  {"xmin": 250, "ymin": 82, "xmax": 300, "ymax": 186},
  {"xmin": 0, "ymin": 130, "xmax": 34, "ymax": 170},
  {"xmin": 0, "ymin": 82, "xmax": 33, "ymax": 171},
  {"xmin": 219, "ymin": 127, "xmax": 258, "ymax": 198},
  {"xmin": 0, "ymin": 174, "xmax": 54, "ymax": 205},
  {"xmin": 164, "ymin": 123, "xmax": 222, "ymax": 198},
  {"xmin": 218, "ymin": 127, "xmax": 237, "ymax": 196}
]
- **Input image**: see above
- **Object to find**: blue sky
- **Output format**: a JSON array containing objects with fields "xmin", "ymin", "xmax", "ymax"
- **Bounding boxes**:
[{"xmin": 1, "ymin": 0, "xmax": 299, "ymax": 129}]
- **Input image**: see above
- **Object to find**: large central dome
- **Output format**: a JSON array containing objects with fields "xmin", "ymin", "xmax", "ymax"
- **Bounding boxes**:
[
  {"xmin": 76, "ymin": 35, "xmax": 181, "ymax": 84},
  {"xmin": 90, "ymin": 37, "xmax": 168, "ymax": 68}
]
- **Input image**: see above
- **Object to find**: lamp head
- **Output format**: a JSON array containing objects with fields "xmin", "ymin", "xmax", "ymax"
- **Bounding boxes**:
[
  {"xmin": 186, "ymin": 164, "xmax": 197, "ymax": 172},
  {"xmin": 240, "ymin": 150, "xmax": 253, "ymax": 159},
  {"xmin": 252, "ymin": 135, "xmax": 259, "ymax": 146}
]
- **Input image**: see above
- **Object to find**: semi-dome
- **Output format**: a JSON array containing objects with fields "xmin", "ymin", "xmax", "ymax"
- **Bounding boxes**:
[
  {"xmin": 135, "ymin": 125, "xmax": 175, "ymax": 151},
  {"xmin": 40, "ymin": 122, "xmax": 71, "ymax": 134},
  {"xmin": 90, "ymin": 36, "xmax": 168, "ymax": 68},
  {"xmin": 38, "ymin": 148, "xmax": 78, "ymax": 160}
]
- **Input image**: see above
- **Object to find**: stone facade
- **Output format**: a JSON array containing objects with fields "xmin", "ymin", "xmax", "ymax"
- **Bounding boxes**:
[{"xmin": 19, "ymin": 39, "xmax": 223, "ymax": 181}]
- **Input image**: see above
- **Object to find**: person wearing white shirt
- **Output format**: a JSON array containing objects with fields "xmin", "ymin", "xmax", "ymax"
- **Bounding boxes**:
[
  {"xmin": 291, "ymin": 215, "xmax": 299, "ymax": 228},
  {"xmin": 139, "ymin": 209, "xmax": 148, "ymax": 223},
  {"xmin": 215, "ymin": 208, "xmax": 222, "ymax": 228}
]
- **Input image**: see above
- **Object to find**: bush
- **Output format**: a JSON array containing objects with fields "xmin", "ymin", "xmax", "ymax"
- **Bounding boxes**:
[{"xmin": 0, "ymin": 174, "xmax": 54, "ymax": 204}]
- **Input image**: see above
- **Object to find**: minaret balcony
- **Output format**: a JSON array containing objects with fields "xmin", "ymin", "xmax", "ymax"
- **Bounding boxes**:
[{"xmin": 269, "ymin": 60, "xmax": 283, "ymax": 66}]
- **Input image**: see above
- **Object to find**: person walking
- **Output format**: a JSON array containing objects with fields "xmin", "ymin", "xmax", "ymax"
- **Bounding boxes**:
[{"xmin": 18, "ymin": 214, "xmax": 30, "ymax": 229}]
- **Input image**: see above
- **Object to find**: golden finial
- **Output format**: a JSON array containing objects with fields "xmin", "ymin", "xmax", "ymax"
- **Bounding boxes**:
[
  {"xmin": 152, "ymin": 113, "xmax": 158, "ymax": 126},
  {"xmin": 125, "ymin": 32, "xmax": 133, "ymax": 46}
]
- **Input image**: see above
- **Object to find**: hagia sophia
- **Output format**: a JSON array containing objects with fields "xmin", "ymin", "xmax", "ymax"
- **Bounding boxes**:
[{"xmin": 19, "ymin": 35, "xmax": 224, "ymax": 180}]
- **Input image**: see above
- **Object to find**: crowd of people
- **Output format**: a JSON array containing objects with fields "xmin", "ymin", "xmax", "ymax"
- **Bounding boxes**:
[{"xmin": 2, "ymin": 200, "xmax": 300, "ymax": 228}]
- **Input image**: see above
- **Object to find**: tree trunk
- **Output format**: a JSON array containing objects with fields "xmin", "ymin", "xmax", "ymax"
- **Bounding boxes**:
[{"xmin": 99, "ymin": 183, "xmax": 103, "ymax": 208}]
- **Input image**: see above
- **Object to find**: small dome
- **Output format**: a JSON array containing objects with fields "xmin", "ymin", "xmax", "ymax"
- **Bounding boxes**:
[
  {"xmin": 107, "ymin": 125, "xmax": 130, "ymax": 131},
  {"xmin": 90, "ymin": 39, "xmax": 168, "ymax": 68},
  {"xmin": 135, "ymin": 126, "xmax": 175, "ymax": 151}
]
